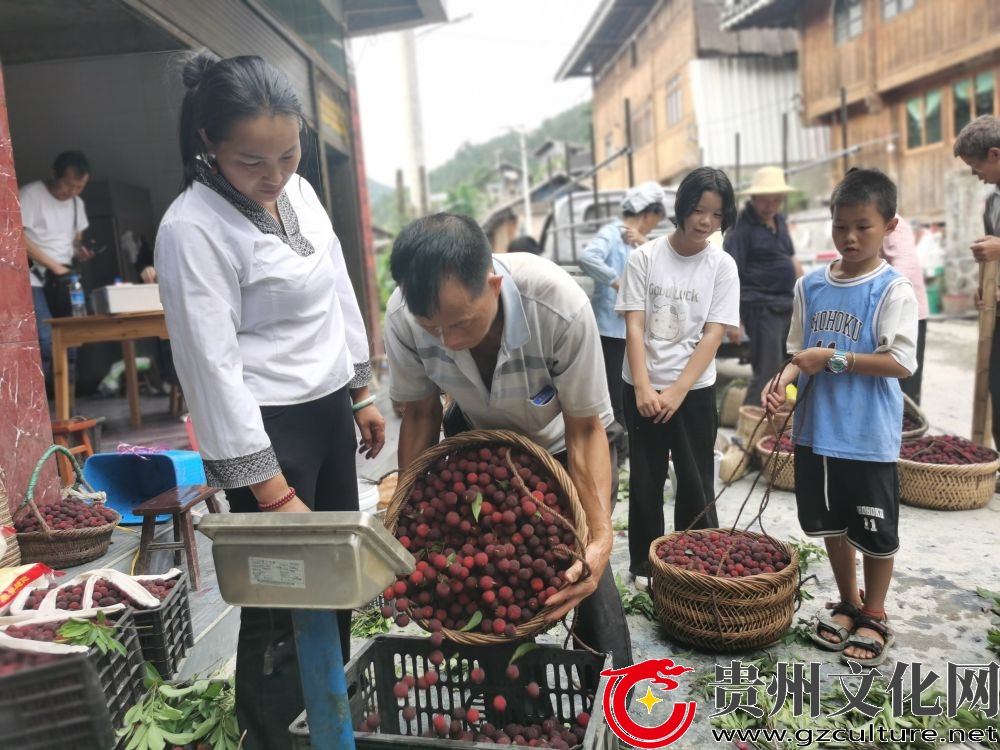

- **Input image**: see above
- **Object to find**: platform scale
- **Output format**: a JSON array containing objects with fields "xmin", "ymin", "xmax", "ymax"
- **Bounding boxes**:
[{"xmin": 198, "ymin": 512, "xmax": 415, "ymax": 749}]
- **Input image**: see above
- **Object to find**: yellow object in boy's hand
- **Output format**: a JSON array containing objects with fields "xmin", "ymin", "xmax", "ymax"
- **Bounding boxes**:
[{"xmin": 785, "ymin": 384, "xmax": 797, "ymax": 401}]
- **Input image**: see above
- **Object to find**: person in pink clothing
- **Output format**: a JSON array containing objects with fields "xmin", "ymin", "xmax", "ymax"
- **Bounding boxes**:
[{"xmin": 881, "ymin": 214, "xmax": 929, "ymax": 404}]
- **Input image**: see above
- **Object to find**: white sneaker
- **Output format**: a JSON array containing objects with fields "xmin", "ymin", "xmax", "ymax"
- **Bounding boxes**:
[{"xmin": 633, "ymin": 575, "xmax": 650, "ymax": 592}]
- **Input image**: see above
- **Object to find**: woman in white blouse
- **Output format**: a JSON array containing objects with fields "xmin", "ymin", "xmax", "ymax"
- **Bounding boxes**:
[{"xmin": 155, "ymin": 51, "xmax": 384, "ymax": 749}]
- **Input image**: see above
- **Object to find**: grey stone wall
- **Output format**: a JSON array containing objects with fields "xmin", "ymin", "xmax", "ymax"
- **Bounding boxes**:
[{"xmin": 944, "ymin": 170, "xmax": 995, "ymax": 296}]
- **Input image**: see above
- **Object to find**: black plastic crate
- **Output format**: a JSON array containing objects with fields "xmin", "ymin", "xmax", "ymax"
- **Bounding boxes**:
[
  {"xmin": 92, "ymin": 607, "xmax": 147, "ymax": 741},
  {"xmin": 289, "ymin": 635, "xmax": 614, "ymax": 749},
  {"xmin": 132, "ymin": 572, "xmax": 195, "ymax": 679},
  {"xmin": 0, "ymin": 647, "xmax": 116, "ymax": 750}
]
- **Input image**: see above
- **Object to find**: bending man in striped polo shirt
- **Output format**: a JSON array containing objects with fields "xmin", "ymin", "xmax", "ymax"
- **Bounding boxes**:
[{"xmin": 385, "ymin": 213, "xmax": 633, "ymax": 668}]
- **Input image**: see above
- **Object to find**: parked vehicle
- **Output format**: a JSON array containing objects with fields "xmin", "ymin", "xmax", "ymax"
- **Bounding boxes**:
[
  {"xmin": 538, "ymin": 188, "xmax": 676, "ymax": 298},
  {"xmin": 786, "ymin": 207, "xmax": 839, "ymax": 274},
  {"xmin": 537, "ymin": 187, "xmax": 747, "ymax": 359}
]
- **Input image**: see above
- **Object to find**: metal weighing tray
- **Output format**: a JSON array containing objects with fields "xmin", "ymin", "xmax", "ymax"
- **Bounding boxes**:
[{"xmin": 198, "ymin": 512, "xmax": 414, "ymax": 610}]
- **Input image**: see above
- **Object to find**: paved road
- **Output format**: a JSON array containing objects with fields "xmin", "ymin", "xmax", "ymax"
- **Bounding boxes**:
[
  {"xmin": 620, "ymin": 315, "xmax": 998, "ymax": 747},
  {"xmin": 361, "ymin": 315, "xmax": 998, "ymax": 747}
]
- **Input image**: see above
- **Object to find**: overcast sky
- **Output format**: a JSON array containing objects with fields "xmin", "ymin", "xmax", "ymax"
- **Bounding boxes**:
[{"xmin": 350, "ymin": 0, "xmax": 603, "ymax": 186}]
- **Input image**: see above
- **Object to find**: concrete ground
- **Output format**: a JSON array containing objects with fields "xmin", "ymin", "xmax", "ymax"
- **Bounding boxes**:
[
  {"xmin": 612, "ymin": 315, "xmax": 1000, "ymax": 747},
  {"xmin": 364, "ymin": 315, "xmax": 999, "ymax": 748}
]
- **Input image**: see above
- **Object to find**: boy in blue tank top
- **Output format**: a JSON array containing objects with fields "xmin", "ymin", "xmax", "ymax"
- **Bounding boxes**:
[{"xmin": 763, "ymin": 168, "xmax": 918, "ymax": 666}]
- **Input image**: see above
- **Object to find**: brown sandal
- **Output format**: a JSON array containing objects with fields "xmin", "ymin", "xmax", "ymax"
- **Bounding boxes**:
[
  {"xmin": 841, "ymin": 612, "xmax": 895, "ymax": 667},
  {"xmin": 810, "ymin": 600, "xmax": 862, "ymax": 651}
]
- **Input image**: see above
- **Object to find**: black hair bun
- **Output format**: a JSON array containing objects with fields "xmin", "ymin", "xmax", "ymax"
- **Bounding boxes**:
[{"xmin": 182, "ymin": 50, "xmax": 221, "ymax": 90}]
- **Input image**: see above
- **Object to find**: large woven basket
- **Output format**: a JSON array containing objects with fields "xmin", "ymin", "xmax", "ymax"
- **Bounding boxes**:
[
  {"xmin": 0, "ymin": 469, "xmax": 21, "ymax": 568},
  {"xmin": 736, "ymin": 404, "xmax": 793, "ymax": 447},
  {"xmin": 648, "ymin": 529, "xmax": 799, "ymax": 651},
  {"xmin": 901, "ymin": 394, "xmax": 929, "ymax": 441},
  {"xmin": 718, "ymin": 382, "xmax": 747, "ymax": 428},
  {"xmin": 898, "ymin": 455, "xmax": 1000, "ymax": 511},
  {"xmin": 755, "ymin": 437, "xmax": 795, "ymax": 492},
  {"xmin": 15, "ymin": 445, "xmax": 120, "ymax": 569},
  {"xmin": 384, "ymin": 429, "xmax": 589, "ymax": 645}
]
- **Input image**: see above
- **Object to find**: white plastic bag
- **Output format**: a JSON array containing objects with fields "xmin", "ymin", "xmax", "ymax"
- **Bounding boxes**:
[{"xmin": 0, "ymin": 563, "xmax": 59, "ymax": 616}]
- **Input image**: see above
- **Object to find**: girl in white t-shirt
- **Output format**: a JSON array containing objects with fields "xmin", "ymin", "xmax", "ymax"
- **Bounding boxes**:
[{"xmin": 615, "ymin": 167, "xmax": 740, "ymax": 589}]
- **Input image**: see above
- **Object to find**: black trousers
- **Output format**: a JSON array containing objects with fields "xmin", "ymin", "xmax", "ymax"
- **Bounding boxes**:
[
  {"xmin": 900, "ymin": 318, "xmax": 926, "ymax": 405},
  {"xmin": 600, "ymin": 335, "xmax": 629, "ymax": 461},
  {"xmin": 443, "ymin": 403, "xmax": 633, "ymax": 669},
  {"xmin": 624, "ymin": 385, "xmax": 719, "ymax": 577},
  {"xmin": 740, "ymin": 303, "xmax": 792, "ymax": 405},
  {"xmin": 990, "ymin": 319, "xmax": 1000, "ymax": 450},
  {"xmin": 225, "ymin": 387, "xmax": 360, "ymax": 750},
  {"xmin": 43, "ymin": 272, "xmax": 77, "ymax": 384}
]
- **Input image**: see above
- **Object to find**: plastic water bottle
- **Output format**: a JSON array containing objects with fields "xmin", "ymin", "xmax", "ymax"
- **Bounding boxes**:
[{"xmin": 70, "ymin": 275, "xmax": 87, "ymax": 317}]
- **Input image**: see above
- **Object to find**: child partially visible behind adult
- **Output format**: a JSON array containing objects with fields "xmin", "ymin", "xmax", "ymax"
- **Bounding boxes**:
[{"xmin": 763, "ymin": 168, "xmax": 918, "ymax": 666}]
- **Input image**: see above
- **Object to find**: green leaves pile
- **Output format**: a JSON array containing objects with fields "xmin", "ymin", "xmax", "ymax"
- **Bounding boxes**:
[
  {"xmin": 614, "ymin": 574, "xmax": 655, "ymax": 621},
  {"xmin": 976, "ymin": 587, "xmax": 1000, "ymax": 658},
  {"xmin": 350, "ymin": 606, "xmax": 392, "ymax": 639},
  {"xmin": 119, "ymin": 666, "xmax": 241, "ymax": 750},
  {"xmin": 57, "ymin": 612, "xmax": 127, "ymax": 656}
]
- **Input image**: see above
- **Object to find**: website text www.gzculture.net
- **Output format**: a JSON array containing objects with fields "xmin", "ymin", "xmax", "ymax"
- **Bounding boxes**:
[{"xmin": 712, "ymin": 724, "xmax": 1000, "ymax": 747}]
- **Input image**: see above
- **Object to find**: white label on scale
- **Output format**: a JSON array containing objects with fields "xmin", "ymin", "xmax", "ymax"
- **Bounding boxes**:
[{"xmin": 248, "ymin": 557, "xmax": 306, "ymax": 588}]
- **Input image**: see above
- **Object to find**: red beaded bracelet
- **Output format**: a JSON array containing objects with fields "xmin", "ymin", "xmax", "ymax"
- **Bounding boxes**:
[{"xmin": 259, "ymin": 486, "xmax": 296, "ymax": 512}]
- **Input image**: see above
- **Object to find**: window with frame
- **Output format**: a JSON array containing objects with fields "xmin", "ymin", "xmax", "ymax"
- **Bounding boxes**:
[
  {"xmin": 953, "ymin": 72, "xmax": 995, "ymax": 135},
  {"xmin": 882, "ymin": 0, "xmax": 915, "ymax": 19},
  {"xmin": 665, "ymin": 76, "xmax": 682, "ymax": 126},
  {"xmin": 834, "ymin": 0, "xmax": 863, "ymax": 44},
  {"xmin": 906, "ymin": 89, "xmax": 943, "ymax": 149}
]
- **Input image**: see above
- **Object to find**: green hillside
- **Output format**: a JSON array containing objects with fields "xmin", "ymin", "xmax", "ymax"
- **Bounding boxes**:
[
  {"xmin": 429, "ymin": 101, "xmax": 592, "ymax": 193},
  {"xmin": 370, "ymin": 101, "xmax": 592, "ymax": 232}
]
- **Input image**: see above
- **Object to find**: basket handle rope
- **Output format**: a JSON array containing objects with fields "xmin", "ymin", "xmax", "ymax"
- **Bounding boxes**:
[
  {"xmin": 18, "ymin": 444, "xmax": 105, "ymax": 532},
  {"xmin": 668, "ymin": 359, "xmax": 814, "ymax": 570}
]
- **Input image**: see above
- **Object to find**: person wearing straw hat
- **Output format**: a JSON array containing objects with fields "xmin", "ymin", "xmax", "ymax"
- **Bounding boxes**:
[
  {"xmin": 724, "ymin": 165, "xmax": 803, "ymax": 406},
  {"xmin": 578, "ymin": 181, "xmax": 667, "ymax": 466}
]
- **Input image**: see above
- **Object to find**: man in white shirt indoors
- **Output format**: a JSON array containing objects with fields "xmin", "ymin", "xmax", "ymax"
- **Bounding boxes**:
[
  {"xmin": 21, "ymin": 151, "xmax": 94, "ymax": 386},
  {"xmin": 385, "ymin": 213, "xmax": 633, "ymax": 668}
]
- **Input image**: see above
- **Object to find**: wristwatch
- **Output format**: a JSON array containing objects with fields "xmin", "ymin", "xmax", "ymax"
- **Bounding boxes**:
[{"xmin": 825, "ymin": 350, "xmax": 849, "ymax": 374}]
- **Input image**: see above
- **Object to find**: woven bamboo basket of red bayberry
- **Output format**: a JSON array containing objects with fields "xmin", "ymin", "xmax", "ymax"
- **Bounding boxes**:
[
  {"xmin": 382, "ymin": 429, "xmax": 590, "ymax": 646},
  {"xmin": 648, "ymin": 529, "xmax": 800, "ymax": 651},
  {"xmin": 14, "ymin": 445, "xmax": 120, "ymax": 569},
  {"xmin": 898, "ymin": 435, "xmax": 1000, "ymax": 510},
  {"xmin": 900, "ymin": 394, "xmax": 929, "ymax": 441},
  {"xmin": 755, "ymin": 433, "xmax": 796, "ymax": 491}
]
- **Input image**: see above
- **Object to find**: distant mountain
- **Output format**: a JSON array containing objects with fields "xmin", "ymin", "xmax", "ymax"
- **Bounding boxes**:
[
  {"xmin": 366, "ymin": 101, "xmax": 593, "ymax": 233},
  {"xmin": 368, "ymin": 178, "xmax": 394, "ymax": 204},
  {"xmin": 428, "ymin": 101, "xmax": 593, "ymax": 194}
]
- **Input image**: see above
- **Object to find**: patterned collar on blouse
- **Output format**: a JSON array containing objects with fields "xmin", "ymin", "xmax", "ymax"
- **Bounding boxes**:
[{"xmin": 193, "ymin": 158, "xmax": 316, "ymax": 257}]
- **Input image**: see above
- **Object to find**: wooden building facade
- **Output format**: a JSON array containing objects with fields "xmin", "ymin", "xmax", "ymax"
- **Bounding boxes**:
[
  {"xmin": 558, "ymin": 0, "xmax": 828, "ymax": 194},
  {"xmin": 723, "ymin": 0, "xmax": 1000, "ymax": 221}
]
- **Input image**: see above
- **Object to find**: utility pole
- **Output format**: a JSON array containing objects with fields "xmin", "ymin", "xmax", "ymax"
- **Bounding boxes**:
[
  {"xmin": 399, "ymin": 29, "xmax": 428, "ymax": 217},
  {"xmin": 519, "ymin": 129, "xmax": 532, "ymax": 235}
]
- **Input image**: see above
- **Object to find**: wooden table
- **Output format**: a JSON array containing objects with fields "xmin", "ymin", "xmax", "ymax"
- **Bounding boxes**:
[{"xmin": 48, "ymin": 311, "xmax": 169, "ymax": 428}]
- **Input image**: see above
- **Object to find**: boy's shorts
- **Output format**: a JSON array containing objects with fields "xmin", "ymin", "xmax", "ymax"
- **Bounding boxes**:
[{"xmin": 793, "ymin": 444, "xmax": 899, "ymax": 557}]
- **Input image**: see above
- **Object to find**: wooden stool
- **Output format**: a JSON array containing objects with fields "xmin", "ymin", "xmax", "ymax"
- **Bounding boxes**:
[
  {"xmin": 134, "ymin": 485, "xmax": 220, "ymax": 590},
  {"xmin": 51, "ymin": 418, "xmax": 99, "ymax": 485},
  {"xmin": 169, "ymin": 383, "xmax": 186, "ymax": 418}
]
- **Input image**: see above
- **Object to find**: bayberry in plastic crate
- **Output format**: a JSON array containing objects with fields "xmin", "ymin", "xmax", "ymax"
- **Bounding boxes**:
[
  {"xmin": 288, "ymin": 634, "xmax": 614, "ymax": 749},
  {"xmin": 92, "ymin": 608, "xmax": 147, "ymax": 743},
  {"xmin": 0, "ymin": 647, "xmax": 115, "ymax": 750},
  {"xmin": 132, "ymin": 572, "xmax": 195, "ymax": 679}
]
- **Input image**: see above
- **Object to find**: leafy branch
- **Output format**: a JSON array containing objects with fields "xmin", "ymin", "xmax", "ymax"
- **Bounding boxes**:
[{"xmin": 118, "ymin": 669, "xmax": 241, "ymax": 750}]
